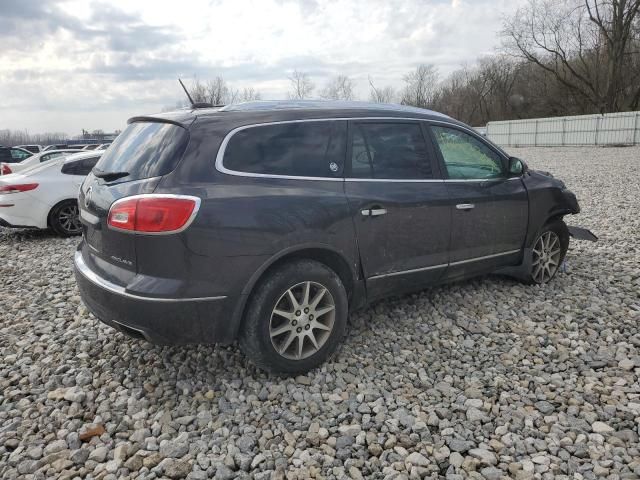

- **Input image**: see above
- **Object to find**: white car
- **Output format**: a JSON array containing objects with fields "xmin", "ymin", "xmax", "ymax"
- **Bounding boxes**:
[
  {"xmin": 1, "ymin": 149, "xmax": 78, "ymax": 176},
  {"xmin": 0, "ymin": 151, "xmax": 102, "ymax": 236},
  {"xmin": 15, "ymin": 144, "xmax": 43, "ymax": 154}
]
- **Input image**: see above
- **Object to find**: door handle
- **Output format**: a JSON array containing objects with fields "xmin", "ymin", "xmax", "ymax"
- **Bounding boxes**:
[
  {"xmin": 456, "ymin": 203, "xmax": 475, "ymax": 210},
  {"xmin": 361, "ymin": 208, "xmax": 387, "ymax": 217}
]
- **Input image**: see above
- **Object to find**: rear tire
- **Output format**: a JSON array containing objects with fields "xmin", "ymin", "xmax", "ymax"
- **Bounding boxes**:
[
  {"xmin": 239, "ymin": 259, "xmax": 348, "ymax": 375},
  {"xmin": 49, "ymin": 200, "xmax": 82, "ymax": 237},
  {"xmin": 524, "ymin": 220, "xmax": 569, "ymax": 284}
]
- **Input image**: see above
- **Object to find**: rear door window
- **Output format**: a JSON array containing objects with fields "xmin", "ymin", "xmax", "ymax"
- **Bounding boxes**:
[
  {"xmin": 222, "ymin": 121, "xmax": 346, "ymax": 178},
  {"xmin": 349, "ymin": 122, "xmax": 433, "ymax": 179},
  {"xmin": 93, "ymin": 122, "xmax": 189, "ymax": 182}
]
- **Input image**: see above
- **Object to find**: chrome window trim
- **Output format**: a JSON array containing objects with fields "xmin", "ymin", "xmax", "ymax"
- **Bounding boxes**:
[
  {"xmin": 449, "ymin": 249, "xmax": 521, "ymax": 266},
  {"xmin": 368, "ymin": 249, "xmax": 521, "ymax": 280},
  {"xmin": 344, "ymin": 177, "xmax": 520, "ymax": 183},
  {"xmin": 215, "ymin": 118, "xmax": 345, "ymax": 182},
  {"xmin": 74, "ymin": 251, "xmax": 226, "ymax": 302},
  {"xmin": 214, "ymin": 117, "xmax": 515, "ymax": 182},
  {"xmin": 369, "ymin": 263, "xmax": 446, "ymax": 280},
  {"xmin": 107, "ymin": 194, "xmax": 202, "ymax": 236}
]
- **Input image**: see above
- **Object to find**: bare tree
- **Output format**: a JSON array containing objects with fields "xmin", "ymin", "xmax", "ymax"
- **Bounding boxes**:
[
  {"xmin": 241, "ymin": 87, "xmax": 262, "ymax": 102},
  {"xmin": 321, "ymin": 75, "xmax": 356, "ymax": 100},
  {"xmin": 368, "ymin": 76, "xmax": 396, "ymax": 103},
  {"xmin": 205, "ymin": 77, "xmax": 231, "ymax": 105},
  {"xmin": 186, "ymin": 77, "xmax": 257, "ymax": 105},
  {"xmin": 287, "ymin": 70, "xmax": 315, "ymax": 99},
  {"xmin": 400, "ymin": 64, "xmax": 439, "ymax": 108},
  {"xmin": 0, "ymin": 129, "xmax": 69, "ymax": 146},
  {"xmin": 502, "ymin": 0, "xmax": 640, "ymax": 112}
]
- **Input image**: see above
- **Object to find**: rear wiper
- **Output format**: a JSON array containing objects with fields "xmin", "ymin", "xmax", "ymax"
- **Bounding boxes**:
[{"xmin": 93, "ymin": 168, "xmax": 129, "ymax": 181}]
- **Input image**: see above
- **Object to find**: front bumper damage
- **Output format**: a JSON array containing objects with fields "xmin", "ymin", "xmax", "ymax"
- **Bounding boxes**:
[{"xmin": 567, "ymin": 226, "xmax": 598, "ymax": 242}]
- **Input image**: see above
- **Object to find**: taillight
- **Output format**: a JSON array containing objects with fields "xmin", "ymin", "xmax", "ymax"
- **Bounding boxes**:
[
  {"xmin": 1, "ymin": 164, "xmax": 11, "ymax": 175},
  {"xmin": 0, "ymin": 183, "xmax": 38, "ymax": 194},
  {"xmin": 107, "ymin": 195, "xmax": 200, "ymax": 234}
]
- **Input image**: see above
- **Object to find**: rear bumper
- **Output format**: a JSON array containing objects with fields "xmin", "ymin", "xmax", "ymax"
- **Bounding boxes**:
[
  {"xmin": 74, "ymin": 250, "xmax": 239, "ymax": 345},
  {"xmin": 0, "ymin": 194, "xmax": 48, "ymax": 229}
]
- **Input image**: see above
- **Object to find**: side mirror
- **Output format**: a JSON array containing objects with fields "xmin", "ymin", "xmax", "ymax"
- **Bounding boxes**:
[{"xmin": 508, "ymin": 157, "xmax": 527, "ymax": 176}]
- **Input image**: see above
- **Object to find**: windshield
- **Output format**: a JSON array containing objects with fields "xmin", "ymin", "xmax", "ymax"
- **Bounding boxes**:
[{"xmin": 93, "ymin": 121, "xmax": 189, "ymax": 182}]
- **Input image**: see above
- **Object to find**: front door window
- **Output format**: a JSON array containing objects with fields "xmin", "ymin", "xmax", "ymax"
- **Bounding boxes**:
[{"xmin": 431, "ymin": 126, "xmax": 504, "ymax": 179}]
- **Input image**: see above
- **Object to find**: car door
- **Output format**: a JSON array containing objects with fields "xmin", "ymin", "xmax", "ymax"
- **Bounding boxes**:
[
  {"xmin": 345, "ymin": 120, "xmax": 450, "ymax": 300},
  {"xmin": 428, "ymin": 124, "xmax": 528, "ymax": 280}
]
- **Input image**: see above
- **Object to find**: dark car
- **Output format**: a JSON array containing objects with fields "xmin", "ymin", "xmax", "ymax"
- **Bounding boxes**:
[
  {"xmin": 74, "ymin": 100, "xmax": 586, "ymax": 374},
  {"xmin": 0, "ymin": 146, "xmax": 33, "ymax": 164}
]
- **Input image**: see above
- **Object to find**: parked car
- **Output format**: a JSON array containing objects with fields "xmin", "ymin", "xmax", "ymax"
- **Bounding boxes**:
[
  {"xmin": 0, "ymin": 146, "xmax": 33, "ymax": 165},
  {"xmin": 82, "ymin": 144, "xmax": 100, "ymax": 150},
  {"xmin": 1, "ymin": 149, "xmax": 78, "ymax": 175},
  {"xmin": 95, "ymin": 143, "xmax": 112, "ymax": 150},
  {"xmin": 0, "ymin": 151, "xmax": 102, "ymax": 236},
  {"xmin": 43, "ymin": 144, "xmax": 69, "ymax": 151},
  {"xmin": 74, "ymin": 100, "xmax": 591, "ymax": 374},
  {"xmin": 15, "ymin": 144, "xmax": 43, "ymax": 154}
]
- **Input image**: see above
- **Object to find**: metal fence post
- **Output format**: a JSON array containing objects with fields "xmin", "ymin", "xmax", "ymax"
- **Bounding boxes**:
[
  {"xmin": 508, "ymin": 122, "xmax": 512, "ymax": 147},
  {"xmin": 634, "ymin": 113, "xmax": 640, "ymax": 145},
  {"xmin": 534, "ymin": 120, "xmax": 539, "ymax": 147},
  {"xmin": 561, "ymin": 119, "xmax": 566, "ymax": 146},
  {"xmin": 595, "ymin": 116, "xmax": 601, "ymax": 146}
]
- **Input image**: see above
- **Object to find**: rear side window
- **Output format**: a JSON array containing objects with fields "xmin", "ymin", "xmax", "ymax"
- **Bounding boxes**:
[
  {"xmin": 223, "ymin": 121, "xmax": 346, "ymax": 178},
  {"xmin": 41, "ymin": 152, "xmax": 63, "ymax": 162},
  {"xmin": 93, "ymin": 122, "xmax": 189, "ymax": 182},
  {"xmin": 0, "ymin": 148, "xmax": 31, "ymax": 163},
  {"xmin": 350, "ymin": 122, "xmax": 433, "ymax": 179},
  {"xmin": 62, "ymin": 156, "xmax": 100, "ymax": 176}
]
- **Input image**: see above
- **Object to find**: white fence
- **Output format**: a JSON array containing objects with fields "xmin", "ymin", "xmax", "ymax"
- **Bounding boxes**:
[{"xmin": 487, "ymin": 111, "xmax": 640, "ymax": 147}]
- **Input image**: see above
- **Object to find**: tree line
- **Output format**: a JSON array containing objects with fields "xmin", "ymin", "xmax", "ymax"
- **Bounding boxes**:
[{"xmin": 183, "ymin": 1, "xmax": 640, "ymax": 126}]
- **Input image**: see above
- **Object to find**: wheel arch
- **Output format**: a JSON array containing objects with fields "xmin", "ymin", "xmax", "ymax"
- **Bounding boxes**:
[
  {"xmin": 229, "ymin": 244, "xmax": 365, "ymax": 340},
  {"xmin": 47, "ymin": 198, "xmax": 78, "ymax": 227}
]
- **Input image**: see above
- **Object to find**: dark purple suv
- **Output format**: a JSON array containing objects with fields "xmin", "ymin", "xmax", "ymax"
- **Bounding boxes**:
[{"xmin": 74, "ymin": 100, "xmax": 589, "ymax": 374}]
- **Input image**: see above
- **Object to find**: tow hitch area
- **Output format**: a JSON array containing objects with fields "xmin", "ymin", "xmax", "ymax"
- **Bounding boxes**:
[{"xmin": 568, "ymin": 226, "xmax": 598, "ymax": 242}]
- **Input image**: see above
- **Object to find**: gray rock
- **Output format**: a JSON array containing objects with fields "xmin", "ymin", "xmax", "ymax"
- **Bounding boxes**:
[
  {"xmin": 70, "ymin": 448, "xmax": 90, "ymax": 464},
  {"xmin": 164, "ymin": 457, "xmax": 192, "ymax": 479},
  {"xmin": 161, "ymin": 438, "xmax": 190, "ymax": 458},
  {"xmin": 88, "ymin": 446, "xmax": 109, "ymax": 463},
  {"xmin": 235, "ymin": 434, "xmax": 256, "ymax": 454},
  {"xmin": 468, "ymin": 448, "xmax": 497, "ymax": 466},
  {"xmin": 405, "ymin": 452, "xmax": 429, "ymax": 467}
]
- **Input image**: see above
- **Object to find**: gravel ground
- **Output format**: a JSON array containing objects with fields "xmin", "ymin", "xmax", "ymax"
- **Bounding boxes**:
[{"xmin": 1, "ymin": 146, "xmax": 639, "ymax": 480}]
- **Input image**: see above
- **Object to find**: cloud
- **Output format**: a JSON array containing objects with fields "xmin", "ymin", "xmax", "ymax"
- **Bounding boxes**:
[{"xmin": 0, "ymin": 0, "xmax": 525, "ymax": 133}]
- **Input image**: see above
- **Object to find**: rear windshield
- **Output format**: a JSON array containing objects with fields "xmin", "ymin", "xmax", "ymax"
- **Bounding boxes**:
[{"xmin": 93, "ymin": 121, "xmax": 189, "ymax": 181}]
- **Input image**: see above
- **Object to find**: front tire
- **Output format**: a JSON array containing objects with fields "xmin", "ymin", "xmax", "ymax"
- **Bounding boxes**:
[
  {"xmin": 239, "ymin": 259, "xmax": 348, "ymax": 375},
  {"xmin": 526, "ymin": 220, "xmax": 569, "ymax": 284},
  {"xmin": 49, "ymin": 200, "xmax": 82, "ymax": 237}
]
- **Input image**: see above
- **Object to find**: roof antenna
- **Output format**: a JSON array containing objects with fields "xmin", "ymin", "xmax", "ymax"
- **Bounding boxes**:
[
  {"xmin": 178, "ymin": 78, "xmax": 195, "ymax": 107},
  {"xmin": 178, "ymin": 78, "xmax": 213, "ymax": 109}
]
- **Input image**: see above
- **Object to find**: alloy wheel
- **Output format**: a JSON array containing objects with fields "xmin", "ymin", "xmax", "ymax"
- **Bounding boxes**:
[
  {"xmin": 269, "ymin": 281, "xmax": 336, "ymax": 360},
  {"xmin": 58, "ymin": 204, "xmax": 82, "ymax": 235},
  {"xmin": 531, "ymin": 231, "xmax": 562, "ymax": 283}
]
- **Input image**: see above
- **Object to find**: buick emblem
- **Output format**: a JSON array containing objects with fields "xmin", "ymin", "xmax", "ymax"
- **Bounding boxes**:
[{"xmin": 84, "ymin": 186, "xmax": 93, "ymax": 208}]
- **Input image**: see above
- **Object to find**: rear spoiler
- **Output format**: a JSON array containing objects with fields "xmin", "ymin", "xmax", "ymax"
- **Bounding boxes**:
[{"xmin": 127, "ymin": 115, "xmax": 196, "ymax": 128}]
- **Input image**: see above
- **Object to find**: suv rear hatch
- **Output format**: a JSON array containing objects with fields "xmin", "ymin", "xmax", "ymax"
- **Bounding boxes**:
[{"xmin": 79, "ymin": 119, "xmax": 191, "ymax": 277}]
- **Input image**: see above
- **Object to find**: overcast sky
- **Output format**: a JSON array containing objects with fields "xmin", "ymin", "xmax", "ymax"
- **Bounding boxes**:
[{"xmin": 1, "ymin": 0, "xmax": 523, "ymax": 135}]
